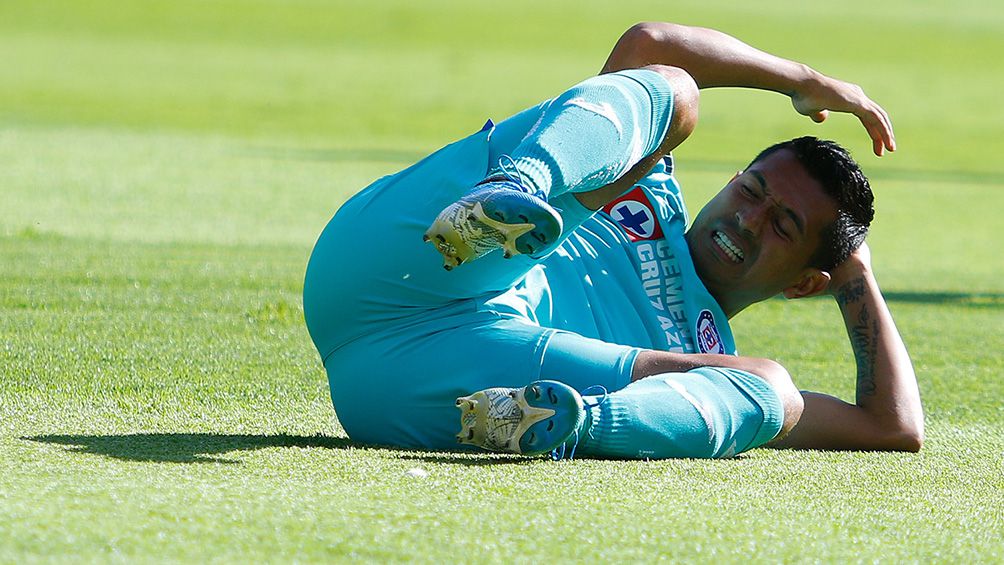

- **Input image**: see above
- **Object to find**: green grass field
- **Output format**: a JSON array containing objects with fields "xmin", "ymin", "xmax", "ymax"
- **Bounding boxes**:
[{"xmin": 2, "ymin": 0, "xmax": 1002, "ymax": 561}]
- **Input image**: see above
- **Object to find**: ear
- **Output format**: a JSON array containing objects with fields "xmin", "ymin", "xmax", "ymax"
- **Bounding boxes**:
[{"xmin": 782, "ymin": 269, "xmax": 831, "ymax": 300}]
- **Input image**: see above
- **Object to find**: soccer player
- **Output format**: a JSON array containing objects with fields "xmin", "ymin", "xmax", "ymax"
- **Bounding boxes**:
[{"xmin": 303, "ymin": 22, "xmax": 923, "ymax": 459}]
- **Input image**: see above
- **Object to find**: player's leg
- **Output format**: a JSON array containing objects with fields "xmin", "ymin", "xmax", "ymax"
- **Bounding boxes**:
[
  {"xmin": 458, "ymin": 342, "xmax": 802, "ymax": 459},
  {"xmin": 425, "ymin": 65, "xmax": 697, "ymax": 268},
  {"xmin": 306, "ymin": 68, "xmax": 692, "ymax": 433},
  {"xmin": 304, "ymin": 66, "xmax": 691, "ymax": 361},
  {"xmin": 323, "ymin": 315, "xmax": 639, "ymax": 451},
  {"xmin": 570, "ymin": 366, "xmax": 793, "ymax": 459}
]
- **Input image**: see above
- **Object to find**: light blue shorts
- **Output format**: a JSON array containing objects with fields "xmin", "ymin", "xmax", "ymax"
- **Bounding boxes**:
[
  {"xmin": 324, "ymin": 313, "xmax": 639, "ymax": 449},
  {"xmin": 302, "ymin": 115, "xmax": 640, "ymax": 449}
]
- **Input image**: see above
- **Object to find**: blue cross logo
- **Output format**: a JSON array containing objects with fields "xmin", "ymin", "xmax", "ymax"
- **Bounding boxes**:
[{"xmin": 613, "ymin": 203, "xmax": 651, "ymax": 235}]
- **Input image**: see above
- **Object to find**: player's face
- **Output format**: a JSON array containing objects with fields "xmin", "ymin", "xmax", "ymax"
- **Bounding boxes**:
[{"xmin": 686, "ymin": 149, "xmax": 838, "ymax": 316}]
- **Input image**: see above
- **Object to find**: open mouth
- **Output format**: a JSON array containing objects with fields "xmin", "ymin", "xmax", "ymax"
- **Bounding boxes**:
[{"xmin": 712, "ymin": 231, "xmax": 745, "ymax": 263}]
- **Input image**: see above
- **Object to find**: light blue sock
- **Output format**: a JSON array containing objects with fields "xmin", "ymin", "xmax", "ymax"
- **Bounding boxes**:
[
  {"xmin": 571, "ymin": 369, "xmax": 784, "ymax": 460},
  {"xmin": 495, "ymin": 69, "xmax": 674, "ymax": 198}
]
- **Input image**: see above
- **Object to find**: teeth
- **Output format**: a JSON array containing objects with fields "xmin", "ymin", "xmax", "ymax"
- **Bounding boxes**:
[{"xmin": 713, "ymin": 231, "xmax": 744, "ymax": 263}]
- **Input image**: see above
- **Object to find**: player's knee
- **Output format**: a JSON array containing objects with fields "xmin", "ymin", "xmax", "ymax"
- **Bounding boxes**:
[
  {"xmin": 754, "ymin": 359, "xmax": 804, "ymax": 438},
  {"xmin": 737, "ymin": 359, "xmax": 803, "ymax": 438}
]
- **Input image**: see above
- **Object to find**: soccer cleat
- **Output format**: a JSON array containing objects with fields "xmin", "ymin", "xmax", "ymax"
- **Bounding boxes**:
[
  {"xmin": 455, "ymin": 380, "xmax": 584, "ymax": 456},
  {"xmin": 423, "ymin": 162, "xmax": 563, "ymax": 270}
]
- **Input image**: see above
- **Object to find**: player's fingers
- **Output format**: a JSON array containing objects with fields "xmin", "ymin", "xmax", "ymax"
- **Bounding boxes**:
[
  {"xmin": 858, "ymin": 108, "xmax": 889, "ymax": 156},
  {"xmin": 811, "ymin": 109, "xmax": 828, "ymax": 123},
  {"xmin": 863, "ymin": 98, "xmax": 895, "ymax": 153},
  {"xmin": 876, "ymin": 104, "xmax": 896, "ymax": 152},
  {"xmin": 862, "ymin": 118, "xmax": 884, "ymax": 156}
]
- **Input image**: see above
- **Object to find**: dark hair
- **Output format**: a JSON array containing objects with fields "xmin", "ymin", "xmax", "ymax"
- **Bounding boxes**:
[{"xmin": 749, "ymin": 136, "xmax": 874, "ymax": 271}]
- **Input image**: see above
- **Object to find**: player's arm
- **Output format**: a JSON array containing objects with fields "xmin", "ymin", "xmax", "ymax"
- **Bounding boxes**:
[
  {"xmin": 771, "ymin": 243, "xmax": 925, "ymax": 451},
  {"xmin": 602, "ymin": 22, "xmax": 895, "ymax": 156}
]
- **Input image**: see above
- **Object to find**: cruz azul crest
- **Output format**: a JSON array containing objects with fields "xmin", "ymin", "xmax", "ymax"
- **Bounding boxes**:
[
  {"xmin": 602, "ymin": 186, "xmax": 665, "ymax": 242},
  {"xmin": 696, "ymin": 309, "xmax": 725, "ymax": 354}
]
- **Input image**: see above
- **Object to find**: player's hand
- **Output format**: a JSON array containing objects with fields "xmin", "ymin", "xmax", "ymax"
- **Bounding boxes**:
[
  {"xmin": 827, "ymin": 242, "xmax": 873, "ymax": 296},
  {"xmin": 790, "ymin": 74, "xmax": 896, "ymax": 157}
]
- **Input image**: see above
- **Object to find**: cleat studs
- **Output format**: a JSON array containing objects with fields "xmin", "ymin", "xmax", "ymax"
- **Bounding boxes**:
[
  {"xmin": 467, "ymin": 428, "xmax": 475, "ymax": 440},
  {"xmin": 436, "ymin": 234, "xmax": 446, "ymax": 243},
  {"xmin": 547, "ymin": 387, "xmax": 558, "ymax": 404},
  {"xmin": 503, "ymin": 251, "xmax": 512, "ymax": 259},
  {"xmin": 547, "ymin": 421, "xmax": 554, "ymax": 431},
  {"xmin": 530, "ymin": 385, "xmax": 541, "ymax": 399},
  {"xmin": 422, "ymin": 234, "xmax": 431, "ymax": 242},
  {"xmin": 455, "ymin": 398, "xmax": 463, "ymax": 406}
]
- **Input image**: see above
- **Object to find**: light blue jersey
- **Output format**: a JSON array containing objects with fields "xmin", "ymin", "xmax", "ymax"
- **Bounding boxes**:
[{"xmin": 486, "ymin": 156, "xmax": 737, "ymax": 356}]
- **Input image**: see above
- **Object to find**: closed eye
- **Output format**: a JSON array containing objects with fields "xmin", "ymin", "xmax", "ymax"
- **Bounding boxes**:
[{"xmin": 774, "ymin": 218, "xmax": 793, "ymax": 241}]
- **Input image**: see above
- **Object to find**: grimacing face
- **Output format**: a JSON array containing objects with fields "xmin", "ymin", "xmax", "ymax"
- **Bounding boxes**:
[{"xmin": 685, "ymin": 149, "xmax": 839, "ymax": 317}]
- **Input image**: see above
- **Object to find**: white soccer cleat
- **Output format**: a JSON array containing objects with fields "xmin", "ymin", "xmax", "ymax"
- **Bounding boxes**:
[{"xmin": 455, "ymin": 380, "xmax": 584, "ymax": 456}]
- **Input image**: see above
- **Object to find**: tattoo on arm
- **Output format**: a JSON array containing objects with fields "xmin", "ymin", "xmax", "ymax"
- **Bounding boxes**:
[
  {"xmin": 851, "ymin": 306, "xmax": 879, "ymax": 398},
  {"xmin": 838, "ymin": 277, "xmax": 879, "ymax": 399},
  {"xmin": 835, "ymin": 277, "xmax": 866, "ymax": 308}
]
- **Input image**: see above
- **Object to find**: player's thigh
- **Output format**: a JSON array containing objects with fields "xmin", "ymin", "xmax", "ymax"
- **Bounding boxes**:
[
  {"xmin": 325, "ymin": 314, "xmax": 546, "ymax": 450},
  {"xmin": 325, "ymin": 316, "xmax": 638, "ymax": 450},
  {"xmin": 304, "ymin": 129, "xmax": 594, "ymax": 357}
]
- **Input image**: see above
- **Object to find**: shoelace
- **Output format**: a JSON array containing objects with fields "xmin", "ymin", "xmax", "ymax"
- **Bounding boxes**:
[
  {"xmin": 489, "ymin": 155, "xmax": 550, "ymax": 201},
  {"xmin": 496, "ymin": 154, "xmax": 530, "ymax": 188},
  {"xmin": 550, "ymin": 385, "xmax": 609, "ymax": 461}
]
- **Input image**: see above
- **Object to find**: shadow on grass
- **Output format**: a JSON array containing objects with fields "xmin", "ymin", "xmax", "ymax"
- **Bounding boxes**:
[
  {"xmin": 23, "ymin": 434, "xmax": 767, "ymax": 466},
  {"xmin": 396, "ymin": 452, "xmax": 537, "ymax": 466},
  {"xmin": 397, "ymin": 451, "xmax": 751, "ymax": 466},
  {"xmin": 882, "ymin": 291, "xmax": 1004, "ymax": 309},
  {"xmin": 778, "ymin": 290, "xmax": 1004, "ymax": 309},
  {"xmin": 24, "ymin": 433, "xmax": 358, "ymax": 464},
  {"xmin": 23, "ymin": 433, "xmax": 528, "ymax": 466}
]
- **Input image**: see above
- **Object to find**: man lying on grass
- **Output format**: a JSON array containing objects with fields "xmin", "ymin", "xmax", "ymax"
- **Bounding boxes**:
[{"xmin": 303, "ymin": 22, "xmax": 923, "ymax": 459}]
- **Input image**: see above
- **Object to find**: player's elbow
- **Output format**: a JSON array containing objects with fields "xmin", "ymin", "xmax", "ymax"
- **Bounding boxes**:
[
  {"xmin": 888, "ymin": 403, "xmax": 925, "ymax": 452},
  {"xmin": 621, "ymin": 22, "xmax": 685, "ymax": 50},
  {"xmin": 893, "ymin": 423, "xmax": 924, "ymax": 452},
  {"xmin": 876, "ymin": 418, "xmax": 925, "ymax": 452},
  {"xmin": 902, "ymin": 431, "xmax": 924, "ymax": 452},
  {"xmin": 615, "ymin": 23, "xmax": 659, "ymax": 64},
  {"xmin": 622, "ymin": 22, "xmax": 662, "ymax": 45},
  {"xmin": 605, "ymin": 22, "xmax": 680, "ymax": 72}
]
